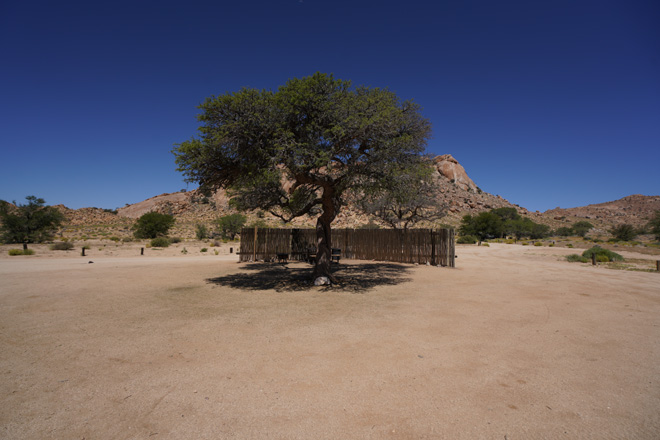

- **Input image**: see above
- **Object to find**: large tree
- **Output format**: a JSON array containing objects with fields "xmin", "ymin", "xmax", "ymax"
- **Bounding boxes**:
[
  {"xmin": 173, "ymin": 73, "xmax": 431, "ymax": 283},
  {"xmin": 0, "ymin": 196, "xmax": 64, "ymax": 245}
]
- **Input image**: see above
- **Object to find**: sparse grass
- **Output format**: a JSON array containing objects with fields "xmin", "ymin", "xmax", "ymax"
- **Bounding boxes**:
[
  {"xmin": 50, "ymin": 242, "xmax": 74, "ymax": 251},
  {"xmin": 566, "ymin": 254, "xmax": 589, "ymax": 263},
  {"xmin": 8, "ymin": 249, "xmax": 35, "ymax": 256},
  {"xmin": 150, "ymin": 237, "xmax": 171, "ymax": 248}
]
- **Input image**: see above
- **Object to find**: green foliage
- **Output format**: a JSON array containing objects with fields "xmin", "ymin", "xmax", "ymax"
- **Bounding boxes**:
[
  {"xmin": 133, "ymin": 212, "xmax": 175, "ymax": 239},
  {"xmin": 459, "ymin": 212, "xmax": 502, "ymax": 241},
  {"xmin": 456, "ymin": 235, "xmax": 478, "ymax": 244},
  {"xmin": 490, "ymin": 207, "xmax": 520, "ymax": 221},
  {"xmin": 648, "ymin": 210, "xmax": 660, "ymax": 241},
  {"xmin": 534, "ymin": 242, "xmax": 543, "ymax": 246},
  {"xmin": 0, "ymin": 196, "xmax": 64, "ymax": 244},
  {"xmin": 50, "ymin": 241, "xmax": 74, "ymax": 250},
  {"xmin": 181, "ymin": 247, "xmax": 188, "ymax": 254},
  {"xmin": 555, "ymin": 226, "xmax": 573, "ymax": 237},
  {"xmin": 8, "ymin": 248, "xmax": 35, "ymax": 256},
  {"xmin": 566, "ymin": 254, "xmax": 589, "ymax": 263},
  {"xmin": 170, "ymin": 237, "xmax": 182, "ymax": 243},
  {"xmin": 572, "ymin": 221, "xmax": 593, "ymax": 237},
  {"xmin": 566, "ymin": 243, "xmax": 574, "ymax": 248},
  {"xmin": 581, "ymin": 246, "xmax": 624, "ymax": 262},
  {"xmin": 200, "ymin": 247, "xmax": 208, "ymax": 252},
  {"xmin": 610, "ymin": 224, "xmax": 636, "ymax": 242},
  {"xmin": 150, "ymin": 237, "xmax": 171, "ymax": 247},
  {"xmin": 217, "ymin": 214, "xmax": 247, "ymax": 240},
  {"xmin": 596, "ymin": 254, "xmax": 610, "ymax": 263},
  {"xmin": 195, "ymin": 223, "xmax": 208, "ymax": 240},
  {"xmin": 358, "ymin": 163, "xmax": 447, "ymax": 229}
]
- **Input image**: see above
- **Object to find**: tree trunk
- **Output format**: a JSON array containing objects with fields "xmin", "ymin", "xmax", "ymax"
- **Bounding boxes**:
[{"xmin": 313, "ymin": 191, "xmax": 339, "ymax": 285}]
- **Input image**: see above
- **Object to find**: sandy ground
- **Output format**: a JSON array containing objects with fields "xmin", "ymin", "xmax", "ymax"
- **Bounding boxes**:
[{"xmin": 1, "ymin": 243, "xmax": 659, "ymax": 439}]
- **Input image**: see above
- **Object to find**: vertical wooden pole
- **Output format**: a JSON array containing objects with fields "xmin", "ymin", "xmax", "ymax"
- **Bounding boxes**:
[
  {"xmin": 141, "ymin": 247, "xmax": 144, "ymax": 255},
  {"xmin": 82, "ymin": 247, "xmax": 85, "ymax": 256},
  {"xmin": 253, "ymin": 226, "xmax": 258, "ymax": 262},
  {"xmin": 656, "ymin": 260, "xmax": 659, "ymax": 272},
  {"xmin": 592, "ymin": 253, "xmax": 596, "ymax": 265}
]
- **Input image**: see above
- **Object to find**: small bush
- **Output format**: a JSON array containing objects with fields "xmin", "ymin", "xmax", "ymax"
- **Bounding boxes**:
[
  {"xmin": 566, "ymin": 243, "xmax": 574, "ymax": 248},
  {"xmin": 200, "ymin": 247, "xmax": 208, "ymax": 252},
  {"xmin": 150, "ymin": 237, "xmax": 171, "ymax": 248},
  {"xmin": 195, "ymin": 224, "xmax": 208, "ymax": 240},
  {"xmin": 534, "ymin": 242, "xmax": 543, "ymax": 247},
  {"xmin": 50, "ymin": 241, "xmax": 74, "ymax": 250},
  {"xmin": 109, "ymin": 236, "xmax": 120, "ymax": 242},
  {"xmin": 122, "ymin": 237, "xmax": 133, "ymax": 243},
  {"xmin": 582, "ymin": 246, "xmax": 624, "ymax": 262},
  {"xmin": 9, "ymin": 248, "xmax": 35, "ymax": 256},
  {"xmin": 521, "ymin": 242, "xmax": 529, "ymax": 246},
  {"xmin": 457, "ymin": 235, "xmax": 478, "ymax": 244},
  {"xmin": 566, "ymin": 254, "xmax": 589, "ymax": 263},
  {"xmin": 214, "ymin": 249, "xmax": 219, "ymax": 255},
  {"xmin": 596, "ymin": 254, "xmax": 610, "ymax": 263},
  {"xmin": 549, "ymin": 243, "xmax": 555, "ymax": 247},
  {"xmin": 170, "ymin": 237, "xmax": 182, "ymax": 243},
  {"xmin": 482, "ymin": 242, "xmax": 490, "ymax": 247},
  {"xmin": 181, "ymin": 247, "xmax": 188, "ymax": 254}
]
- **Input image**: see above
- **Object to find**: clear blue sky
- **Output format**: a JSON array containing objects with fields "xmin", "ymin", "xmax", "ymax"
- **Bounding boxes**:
[{"xmin": 1, "ymin": 0, "xmax": 658, "ymax": 212}]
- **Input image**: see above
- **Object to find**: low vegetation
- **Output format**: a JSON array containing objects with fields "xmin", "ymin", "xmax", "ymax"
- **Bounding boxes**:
[
  {"xmin": 133, "ymin": 212, "xmax": 175, "ymax": 239},
  {"xmin": 8, "ymin": 248, "xmax": 35, "ymax": 256},
  {"xmin": 581, "ymin": 246, "xmax": 624, "ymax": 262},
  {"xmin": 50, "ymin": 242, "xmax": 74, "ymax": 251},
  {"xmin": 150, "ymin": 237, "xmax": 171, "ymax": 248}
]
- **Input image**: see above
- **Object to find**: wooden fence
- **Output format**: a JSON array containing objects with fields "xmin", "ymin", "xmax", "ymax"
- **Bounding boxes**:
[{"xmin": 239, "ymin": 227, "xmax": 455, "ymax": 267}]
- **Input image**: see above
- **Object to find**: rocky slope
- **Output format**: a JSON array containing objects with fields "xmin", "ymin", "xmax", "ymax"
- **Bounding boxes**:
[{"xmin": 49, "ymin": 155, "xmax": 657, "ymax": 237}]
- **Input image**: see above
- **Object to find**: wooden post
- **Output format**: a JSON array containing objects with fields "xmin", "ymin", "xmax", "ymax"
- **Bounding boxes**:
[
  {"xmin": 230, "ymin": 247, "xmax": 233, "ymax": 254},
  {"xmin": 141, "ymin": 247, "xmax": 144, "ymax": 255},
  {"xmin": 592, "ymin": 253, "xmax": 596, "ymax": 266},
  {"xmin": 82, "ymin": 247, "xmax": 85, "ymax": 256},
  {"xmin": 656, "ymin": 260, "xmax": 660, "ymax": 272},
  {"xmin": 253, "ymin": 226, "xmax": 258, "ymax": 262},
  {"xmin": 23, "ymin": 243, "xmax": 28, "ymax": 251}
]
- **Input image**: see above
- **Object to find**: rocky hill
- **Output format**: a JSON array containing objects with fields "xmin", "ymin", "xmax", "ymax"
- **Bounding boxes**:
[
  {"xmin": 544, "ymin": 194, "xmax": 660, "ymax": 228},
  {"xmin": 47, "ymin": 155, "xmax": 657, "ymax": 238}
]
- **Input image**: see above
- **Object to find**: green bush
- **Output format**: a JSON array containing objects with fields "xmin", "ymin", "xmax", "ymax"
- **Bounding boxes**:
[
  {"xmin": 122, "ymin": 237, "xmax": 133, "ymax": 243},
  {"xmin": 217, "ymin": 214, "xmax": 247, "ymax": 239},
  {"xmin": 596, "ymin": 254, "xmax": 610, "ymax": 263},
  {"xmin": 150, "ymin": 237, "xmax": 171, "ymax": 248},
  {"xmin": 456, "ymin": 235, "xmax": 478, "ymax": 244},
  {"xmin": 200, "ymin": 247, "xmax": 208, "ymax": 252},
  {"xmin": 109, "ymin": 236, "xmax": 120, "ymax": 242},
  {"xmin": 195, "ymin": 224, "xmax": 208, "ymax": 240},
  {"xmin": 534, "ymin": 242, "xmax": 543, "ymax": 246},
  {"xmin": 8, "ymin": 248, "xmax": 35, "ymax": 256},
  {"xmin": 170, "ymin": 237, "xmax": 182, "ymax": 243},
  {"xmin": 611, "ymin": 224, "xmax": 637, "ymax": 242},
  {"xmin": 566, "ymin": 254, "xmax": 589, "ymax": 263},
  {"xmin": 582, "ymin": 246, "xmax": 624, "ymax": 262},
  {"xmin": 50, "ymin": 241, "xmax": 74, "ymax": 250},
  {"xmin": 134, "ymin": 212, "xmax": 175, "ymax": 239}
]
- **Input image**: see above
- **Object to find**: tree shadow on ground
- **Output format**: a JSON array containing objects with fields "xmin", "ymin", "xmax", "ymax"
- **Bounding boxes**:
[{"xmin": 206, "ymin": 262, "xmax": 413, "ymax": 293}]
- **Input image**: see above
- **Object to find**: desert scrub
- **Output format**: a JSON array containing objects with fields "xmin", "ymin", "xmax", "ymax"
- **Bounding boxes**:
[
  {"xmin": 566, "ymin": 254, "xmax": 589, "ymax": 263},
  {"xmin": 581, "ymin": 246, "xmax": 624, "ymax": 262},
  {"xmin": 150, "ymin": 237, "xmax": 171, "ymax": 248},
  {"xmin": 200, "ymin": 247, "xmax": 208, "ymax": 252},
  {"xmin": 566, "ymin": 243, "xmax": 574, "ymax": 248},
  {"xmin": 181, "ymin": 247, "xmax": 188, "ymax": 254},
  {"xmin": 8, "ymin": 248, "xmax": 35, "ymax": 256},
  {"xmin": 456, "ymin": 235, "xmax": 478, "ymax": 244},
  {"xmin": 534, "ymin": 242, "xmax": 543, "ymax": 247},
  {"xmin": 170, "ymin": 237, "xmax": 182, "ymax": 243},
  {"xmin": 50, "ymin": 241, "xmax": 74, "ymax": 250}
]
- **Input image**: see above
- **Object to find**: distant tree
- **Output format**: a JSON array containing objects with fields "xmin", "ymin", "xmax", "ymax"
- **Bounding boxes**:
[
  {"xmin": 491, "ymin": 207, "xmax": 520, "ymax": 222},
  {"xmin": 133, "ymin": 212, "xmax": 175, "ymax": 239},
  {"xmin": 0, "ymin": 196, "xmax": 64, "ymax": 245},
  {"xmin": 173, "ymin": 72, "xmax": 431, "ymax": 283},
  {"xmin": 459, "ymin": 212, "xmax": 503, "ymax": 241},
  {"xmin": 217, "ymin": 214, "xmax": 247, "ymax": 240},
  {"xmin": 529, "ymin": 222, "xmax": 551, "ymax": 239},
  {"xmin": 572, "ymin": 220, "xmax": 593, "ymax": 237},
  {"xmin": 358, "ymin": 163, "xmax": 446, "ymax": 230},
  {"xmin": 555, "ymin": 226, "xmax": 574, "ymax": 237},
  {"xmin": 195, "ymin": 223, "xmax": 208, "ymax": 240},
  {"xmin": 610, "ymin": 223, "xmax": 636, "ymax": 242},
  {"xmin": 648, "ymin": 210, "xmax": 660, "ymax": 242}
]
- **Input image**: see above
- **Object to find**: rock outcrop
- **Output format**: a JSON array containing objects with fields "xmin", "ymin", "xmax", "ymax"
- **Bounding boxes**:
[{"xmin": 433, "ymin": 155, "xmax": 478, "ymax": 192}]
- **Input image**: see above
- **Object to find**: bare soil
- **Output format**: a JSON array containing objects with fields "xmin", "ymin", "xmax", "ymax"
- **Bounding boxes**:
[{"xmin": 1, "ymin": 243, "xmax": 659, "ymax": 439}]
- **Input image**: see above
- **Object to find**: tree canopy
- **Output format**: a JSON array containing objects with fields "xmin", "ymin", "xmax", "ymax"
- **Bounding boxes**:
[
  {"xmin": 133, "ymin": 212, "xmax": 175, "ymax": 239},
  {"xmin": 173, "ymin": 72, "xmax": 432, "ymax": 282},
  {"xmin": 648, "ymin": 210, "xmax": 660, "ymax": 242},
  {"xmin": 459, "ymin": 207, "xmax": 550, "ymax": 241},
  {"xmin": 0, "ymin": 196, "xmax": 64, "ymax": 244},
  {"xmin": 357, "ymin": 163, "xmax": 446, "ymax": 230}
]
